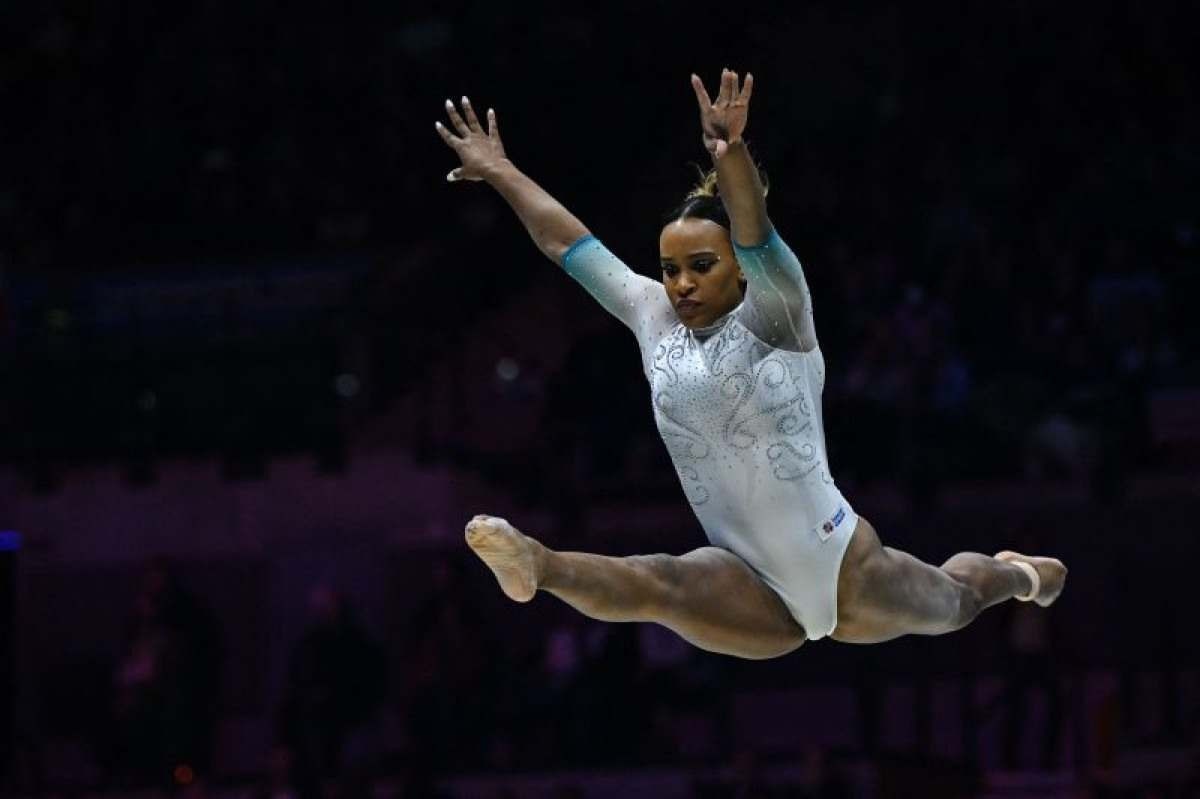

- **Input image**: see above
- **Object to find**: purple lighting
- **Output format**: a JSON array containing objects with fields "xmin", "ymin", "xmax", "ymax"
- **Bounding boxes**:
[{"xmin": 0, "ymin": 531, "xmax": 19, "ymax": 551}]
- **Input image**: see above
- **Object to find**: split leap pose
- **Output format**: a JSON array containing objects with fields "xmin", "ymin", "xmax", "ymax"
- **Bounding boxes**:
[{"xmin": 435, "ymin": 70, "xmax": 1066, "ymax": 658}]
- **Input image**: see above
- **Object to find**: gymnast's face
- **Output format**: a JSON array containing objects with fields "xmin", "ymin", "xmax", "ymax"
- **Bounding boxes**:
[{"xmin": 659, "ymin": 217, "xmax": 746, "ymax": 329}]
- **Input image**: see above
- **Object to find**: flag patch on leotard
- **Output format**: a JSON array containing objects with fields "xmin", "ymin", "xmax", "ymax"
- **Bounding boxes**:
[{"xmin": 819, "ymin": 506, "xmax": 847, "ymax": 541}]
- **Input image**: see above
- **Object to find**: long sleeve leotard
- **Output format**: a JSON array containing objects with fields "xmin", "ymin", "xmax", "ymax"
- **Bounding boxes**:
[{"xmin": 559, "ymin": 229, "xmax": 857, "ymax": 639}]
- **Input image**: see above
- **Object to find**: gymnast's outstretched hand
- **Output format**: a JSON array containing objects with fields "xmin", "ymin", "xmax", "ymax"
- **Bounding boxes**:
[
  {"xmin": 435, "ymin": 96, "xmax": 509, "ymax": 182},
  {"xmin": 691, "ymin": 69, "xmax": 754, "ymax": 160},
  {"xmin": 432, "ymin": 94, "xmax": 588, "ymax": 261}
]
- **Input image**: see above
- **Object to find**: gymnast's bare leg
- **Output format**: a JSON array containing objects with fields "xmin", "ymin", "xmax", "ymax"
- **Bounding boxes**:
[
  {"xmin": 467, "ymin": 513, "xmax": 1066, "ymax": 657},
  {"xmin": 831, "ymin": 517, "xmax": 1067, "ymax": 644},
  {"xmin": 465, "ymin": 515, "xmax": 805, "ymax": 660}
]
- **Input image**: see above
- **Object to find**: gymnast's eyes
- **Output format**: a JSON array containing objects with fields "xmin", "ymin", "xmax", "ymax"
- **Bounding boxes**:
[
  {"xmin": 692, "ymin": 259, "xmax": 715, "ymax": 273},
  {"xmin": 661, "ymin": 263, "xmax": 679, "ymax": 277}
]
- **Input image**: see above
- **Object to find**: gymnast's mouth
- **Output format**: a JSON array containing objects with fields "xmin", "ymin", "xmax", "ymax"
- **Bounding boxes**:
[{"xmin": 676, "ymin": 299, "xmax": 702, "ymax": 311}]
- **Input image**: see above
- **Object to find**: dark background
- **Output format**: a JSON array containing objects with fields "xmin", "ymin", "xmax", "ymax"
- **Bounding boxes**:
[{"xmin": 2, "ymin": 2, "xmax": 1198, "ymax": 797}]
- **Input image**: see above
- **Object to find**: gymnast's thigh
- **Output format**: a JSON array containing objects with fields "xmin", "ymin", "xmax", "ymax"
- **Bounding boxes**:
[
  {"xmin": 662, "ymin": 546, "xmax": 807, "ymax": 659},
  {"xmin": 831, "ymin": 518, "xmax": 963, "ymax": 643}
]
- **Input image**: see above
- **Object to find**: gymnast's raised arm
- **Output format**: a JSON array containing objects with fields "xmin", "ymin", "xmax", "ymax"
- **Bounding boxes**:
[
  {"xmin": 436, "ymin": 97, "xmax": 585, "ymax": 261},
  {"xmin": 436, "ymin": 96, "xmax": 667, "ymax": 336},
  {"xmin": 691, "ymin": 71, "xmax": 818, "ymax": 352}
]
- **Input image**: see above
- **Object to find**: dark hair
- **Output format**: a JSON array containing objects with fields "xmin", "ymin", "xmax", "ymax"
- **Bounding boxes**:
[{"xmin": 663, "ymin": 165, "xmax": 768, "ymax": 229}]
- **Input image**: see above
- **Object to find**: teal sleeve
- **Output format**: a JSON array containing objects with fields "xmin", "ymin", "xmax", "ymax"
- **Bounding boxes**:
[
  {"xmin": 561, "ymin": 234, "xmax": 672, "ymax": 340},
  {"xmin": 734, "ymin": 228, "xmax": 817, "ymax": 352},
  {"xmin": 560, "ymin": 234, "xmax": 599, "ymax": 269}
]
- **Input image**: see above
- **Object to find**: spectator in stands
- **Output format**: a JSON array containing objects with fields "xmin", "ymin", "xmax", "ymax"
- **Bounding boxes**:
[
  {"xmin": 108, "ymin": 557, "xmax": 222, "ymax": 788},
  {"xmin": 278, "ymin": 585, "xmax": 386, "ymax": 796},
  {"xmin": 403, "ymin": 558, "xmax": 495, "ymax": 770}
]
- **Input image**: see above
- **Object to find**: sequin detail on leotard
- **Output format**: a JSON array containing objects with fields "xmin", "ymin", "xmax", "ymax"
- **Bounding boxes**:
[{"xmin": 560, "ymin": 232, "xmax": 857, "ymax": 639}]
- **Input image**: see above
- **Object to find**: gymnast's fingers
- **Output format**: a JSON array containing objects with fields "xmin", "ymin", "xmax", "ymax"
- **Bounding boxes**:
[
  {"xmin": 444, "ymin": 98, "xmax": 471, "ymax": 136},
  {"xmin": 461, "ymin": 96, "xmax": 484, "ymax": 133},
  {"xmin": 447, "ymin": 167, "xmax": 465, "ymax": 182},
  {"xmin": 739, "ymin": 72, "xmax": 754, "ymax": 104},
  {"xmin": 717, "ymin": 68, "xmax": 734, "ymax": 104},
  {"xmin": 691, "ymin": 73, "xmax": 713, "ymax": 110},
  {"xmin": 434, "ymin": 120, "xmax": 461, "ymax": 149},
  {"xmin": 487, "ymin": 108, "xmax": 503, "ymax": 145}
]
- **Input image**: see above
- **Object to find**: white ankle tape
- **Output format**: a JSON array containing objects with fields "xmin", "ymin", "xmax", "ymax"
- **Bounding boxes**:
[{"xmin": 1011, "ymin": 560, "xmax": 1040, "ymax": 602}]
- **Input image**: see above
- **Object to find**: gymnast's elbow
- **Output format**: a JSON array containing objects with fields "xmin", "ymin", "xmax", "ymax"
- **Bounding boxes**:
[
  {"xmin": 544, "ymin": 230, "xmax": 592, "ymax": 265},
  {"xmin": 544, "ymin": 238, "xmax": 576, "ymax": 264}
]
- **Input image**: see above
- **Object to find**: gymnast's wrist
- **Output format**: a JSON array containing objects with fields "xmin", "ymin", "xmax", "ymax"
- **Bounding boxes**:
[
  {"xmin": 707, "ymin": 136, "xmax": 747, "ymax": 163},
  {"xmin": 480, "ymin": 158, "xmax": 517, "ymax": 185}
]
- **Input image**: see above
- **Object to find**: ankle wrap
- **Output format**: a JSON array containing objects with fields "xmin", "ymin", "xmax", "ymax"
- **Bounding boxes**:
[{"xmin": 1010, "ymin": 560, "xmax": 1040, "ymax": 602}]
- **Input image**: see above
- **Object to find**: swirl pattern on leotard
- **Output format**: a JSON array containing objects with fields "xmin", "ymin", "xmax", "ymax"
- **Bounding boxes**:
[
  {"xmin": 651, "ymin": 338, "xmax": 689, "ymax": 386},
  {"xmin": 677, "ymin": 464, "xmax": 710, "ymax": 506},
  {"xmin": 722, "ymin": 357, "xmax": 809, "ymax": 450},
  {"xmin": 766, "ymin": 440, "xmax": 820, "ymax": 481},
  {"xmin": 706, "ymin": 321, "xmax": 749, "ymax": 377},
  {"xmin": 653, "ymin": 390, "xmax": 711, "ymax": 461}
]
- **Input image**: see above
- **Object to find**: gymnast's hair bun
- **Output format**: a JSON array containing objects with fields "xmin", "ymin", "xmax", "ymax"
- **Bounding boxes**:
[
  {"xmin": 686, "ymin": 168, "xmax": 722, "ymax": 200},
  {"xmin": 685, "ymin": 165, "xmax": 769, "ymax": 201}
]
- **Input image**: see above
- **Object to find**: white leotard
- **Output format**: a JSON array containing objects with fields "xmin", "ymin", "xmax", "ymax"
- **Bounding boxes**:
[{"xmin": 560, "ymin": 229, "xmax": 857, "ymax": 640}]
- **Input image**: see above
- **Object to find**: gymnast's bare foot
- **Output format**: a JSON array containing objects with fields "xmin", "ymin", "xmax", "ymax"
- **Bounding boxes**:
[
  {"xmin": 465, "ymin": 514, "xmax": 542, "ymax": 602},
  {"xmin": 995, "ymin": 551, "xmax": 1068, "ymax": 607}
]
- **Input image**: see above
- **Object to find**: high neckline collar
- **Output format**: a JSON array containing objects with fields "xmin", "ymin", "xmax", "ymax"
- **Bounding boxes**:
[{"xmin": 686, "ymin": 301, "xmax": 743, "ymax": 339}]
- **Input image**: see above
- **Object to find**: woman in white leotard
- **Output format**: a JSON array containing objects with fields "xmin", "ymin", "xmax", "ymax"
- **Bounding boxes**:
[{"xmin": 435, "ymin": 70, "xmax": 1066, "ymax": 658}]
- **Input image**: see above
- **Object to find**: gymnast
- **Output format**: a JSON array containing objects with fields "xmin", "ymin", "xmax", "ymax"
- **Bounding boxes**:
[{"xmin": 434, "ymin": 69, "xmax": 1066, "ymax": 659}]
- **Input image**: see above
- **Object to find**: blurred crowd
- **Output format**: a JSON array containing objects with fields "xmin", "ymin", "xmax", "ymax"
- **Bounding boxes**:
[
  {"xmin": 3, "ymin": 2, "xmax": 1199, "ymax": 797},
  {"xmin": 3, "ymin": 2, "xmax": 1196, "ymax": 501},
  {"xmin": 8, "ymin": 543, "xmax": 1199, "ymax": 798}
]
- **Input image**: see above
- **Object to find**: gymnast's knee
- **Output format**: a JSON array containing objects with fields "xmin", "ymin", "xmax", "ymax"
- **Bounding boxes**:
[{"xmin": 950, "ymin": 581, "xmax": 984, "ymax": 630}]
